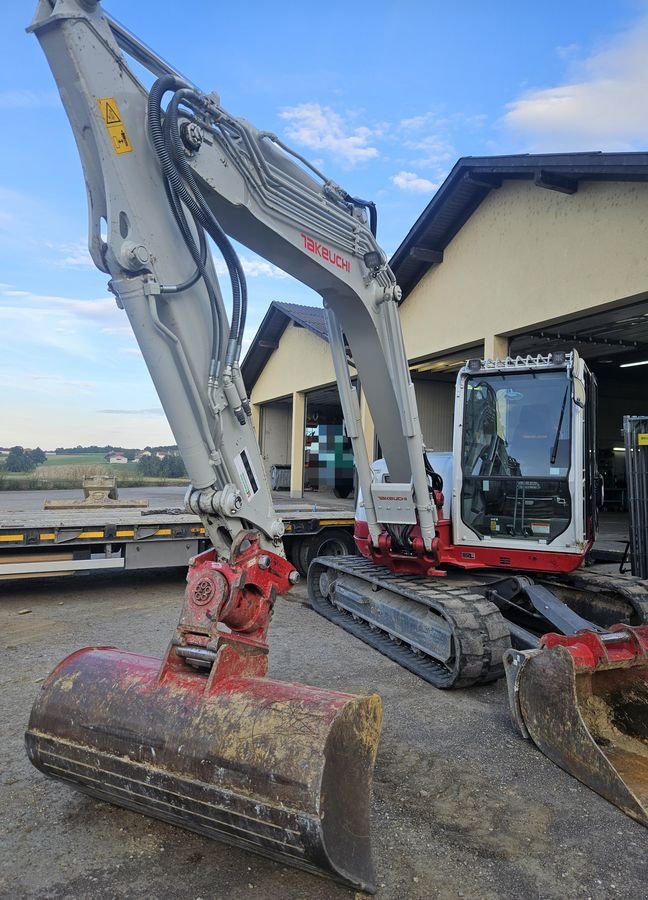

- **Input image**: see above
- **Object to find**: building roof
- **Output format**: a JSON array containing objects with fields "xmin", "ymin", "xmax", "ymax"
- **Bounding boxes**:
[
  {"xmin": 390, "ymin": 151, "xmax": 648, "ymax": 299},
  {"xmin": 242, "ymin": 301, "xmax": 327, "ymax": 391},
  {"xmin": 244, "ymin": 151, "xmax": 648, "ymax": 393}
]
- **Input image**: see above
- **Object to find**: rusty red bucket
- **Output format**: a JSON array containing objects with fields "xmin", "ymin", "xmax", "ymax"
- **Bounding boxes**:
[
  {"xmin": 26, "ymin": 545, "xmax": 383, "ymax": 892},
  {"xmin": 26, "ymin": 645, "xmax": 383, "ymax": 891}
]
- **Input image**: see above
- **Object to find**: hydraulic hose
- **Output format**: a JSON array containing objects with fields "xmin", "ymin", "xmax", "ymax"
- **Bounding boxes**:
[
  {"xmin": 149, "ymin": 77, "xmax": 248, "ymax": 367},
  {"xmin": 148, "ymin": 77, "xmax": 225, "ymax": 369},
  {"xmin": 165, "ymin": 89, "xmax": 248, "ymax": 364}
]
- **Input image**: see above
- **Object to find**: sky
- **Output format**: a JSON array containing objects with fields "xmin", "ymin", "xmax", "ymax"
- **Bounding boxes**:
[{"xmin": 2, "ymin": 0, "xmax": 648, "ymax": 448}]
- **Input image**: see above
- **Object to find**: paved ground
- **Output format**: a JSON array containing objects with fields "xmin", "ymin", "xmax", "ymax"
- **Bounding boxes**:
[{"xmin": 1, "ymin": 569, "xmax": 646, "ymax": 900}]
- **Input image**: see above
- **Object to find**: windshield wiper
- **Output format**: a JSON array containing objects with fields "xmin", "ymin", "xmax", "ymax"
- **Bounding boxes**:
[{"xmin": 550, "ymin": 385, "xmax": 570, "ymax": 466}]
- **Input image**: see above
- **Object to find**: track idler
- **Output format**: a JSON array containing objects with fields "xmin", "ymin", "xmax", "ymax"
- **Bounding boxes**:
[
  {"xmin": 505, "ymin": 625, "xmax": 648, "ymax": 827},
  {"xmin": 25, "ymin": 537, "xmax": 383, "ymax": 892}
]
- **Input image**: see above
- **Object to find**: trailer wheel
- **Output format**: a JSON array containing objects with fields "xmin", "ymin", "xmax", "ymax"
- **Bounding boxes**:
[
  {"xmin": 284, "ymin": 536, "xmax": 301, "ymax": 570},
  {"xmin": 298, "ymin": 528, "xmax": 356, "ymax": 576}
]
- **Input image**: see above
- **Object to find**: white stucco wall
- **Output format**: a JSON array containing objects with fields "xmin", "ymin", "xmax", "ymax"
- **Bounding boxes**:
[
  {"xmin": 400, "ymin": 180, "xmax": 648, "ymax": 360},
  {"xmin": 251, "ymin": 321, "xmax": 336, "ymax": 406}
]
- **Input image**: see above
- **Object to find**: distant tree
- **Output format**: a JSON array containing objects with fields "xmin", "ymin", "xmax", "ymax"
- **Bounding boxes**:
[
  {"xmin": 5, "ymin": 446, "xmax": 37, "ymax": 472},
  {"xmin": 160, "ymin": 455, "xmax": 187, "ymax": 478},
  {"xmin": 28, "ymin": 447, "xmax": 47, "ymax": 465},
  {"xmin": 138, "ymin": 454, "xmax": 162, "ymax": 477},
  {"xmin": 137, "ymin": 453, "xmax": 186, "ymax": 478},
  {"xmin": 56, "ymin": 445, "xmax": 116, "ymax": 455}
]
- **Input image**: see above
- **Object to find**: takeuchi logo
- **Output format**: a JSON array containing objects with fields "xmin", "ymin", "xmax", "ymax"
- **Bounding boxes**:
[{"xmin": 300, "ymin": 233, "xmax": 350, "ymax": 273}]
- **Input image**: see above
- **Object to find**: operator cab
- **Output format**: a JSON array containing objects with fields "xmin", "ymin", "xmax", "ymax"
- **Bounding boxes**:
[{"xmin": 453, "ymin": 352, "xmax": 597, "ymax": 558}]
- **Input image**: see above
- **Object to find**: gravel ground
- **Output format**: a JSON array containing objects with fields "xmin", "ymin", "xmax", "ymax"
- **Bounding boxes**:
[{"xmin": 1, "ymin": 570, "xmax": 646, "ymax": 900}]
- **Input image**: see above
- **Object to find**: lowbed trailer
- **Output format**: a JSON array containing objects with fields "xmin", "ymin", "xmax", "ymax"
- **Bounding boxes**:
[{"xmin": 0, "ymin": 503, "xmax": 355, "ymax": 581}]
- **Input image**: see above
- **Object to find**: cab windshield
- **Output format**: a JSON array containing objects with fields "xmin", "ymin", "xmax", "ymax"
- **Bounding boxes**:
[{"xmin": 461, "ymin": 370, "xmax": 572, "ymax": 543}]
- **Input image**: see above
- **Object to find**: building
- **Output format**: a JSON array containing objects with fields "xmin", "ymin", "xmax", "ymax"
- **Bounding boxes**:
[
  {"xmin": 106, "ymin": 453, "xmax": 128, "ymax": 465},
  {"xmin": 242, "ymin": 152, "xmax": 648, "ymax": 498}
]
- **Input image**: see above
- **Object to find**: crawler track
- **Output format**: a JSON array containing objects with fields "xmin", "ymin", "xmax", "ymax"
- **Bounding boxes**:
[
  {"xmin": 308, "ymin": 556, "xmax": 510, "ymax": 689},
  {"xmin": 545, "ymin": 569, "xmax": 648, "ymax": 627}
]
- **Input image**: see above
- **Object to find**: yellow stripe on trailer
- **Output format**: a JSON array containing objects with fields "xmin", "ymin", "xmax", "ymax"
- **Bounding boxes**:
[
  {"xmin": 78, "ymin": 531, "xmax": 105, "ymax": 538},
  {"xmin": 39, "ymin": 533, "xmax": 56, "ymax": 540},
  {"xmin": 0, "ymin": 534, "xmax": 24, "ymax": 542},
  {"xmin": 319, "ymin": 519, "xmax": 352, "ymax": 526},
  {"xmin": 191, "ymin": 527, "xmax": 206, "ymax": 534},
  {"xmin": 155, "ymin": 529, "xmax": 172, "ymax": 536},
  {"xmin": 115, "ymin": 530, "xmax": 135, "ymax": 537}
]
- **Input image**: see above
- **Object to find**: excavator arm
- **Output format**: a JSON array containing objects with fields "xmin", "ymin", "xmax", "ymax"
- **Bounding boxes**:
[
  {"xmin": 25, "ymin": 2, "xmax": 396, "ymax": 890},
  {"xmin": 28, "ymin": 0, "xmax": 436, "ymax": 562}
]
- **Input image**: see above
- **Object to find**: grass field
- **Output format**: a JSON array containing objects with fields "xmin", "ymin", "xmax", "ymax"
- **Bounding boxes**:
[
  {"xmin": 39, "ymin": 453, "xmax": 140, "ymax": 474},
  {"xmin": 40, "ymin": 453, "xmax": 111, "ymax": 467},
  {"xmin": 0, "ymin": 454, "xmax": 187, "ymax": 489}
]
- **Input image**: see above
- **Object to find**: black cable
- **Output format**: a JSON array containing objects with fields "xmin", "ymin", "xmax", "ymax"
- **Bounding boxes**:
[
  {"xmin": 159, "ymin": 174, "xmax": 207, "ymax": 294},
  {"xmin": 161, "ymin": 170, "xmax": 221, "ymax": 360},
  {"xmin": 148, "ymin": 76, "xmax": 241, "ymax": 370},
  {"xmin": 163, "ymin": 87, "xmax": 248, "ymax": 363}
]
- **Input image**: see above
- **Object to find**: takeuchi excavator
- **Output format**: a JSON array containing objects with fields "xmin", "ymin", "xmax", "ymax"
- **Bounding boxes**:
[{"xmin": 26, "ymin": 1, "xmax": 648, "ymax": 892}]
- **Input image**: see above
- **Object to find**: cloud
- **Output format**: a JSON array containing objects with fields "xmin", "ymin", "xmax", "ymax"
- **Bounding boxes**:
[
  {"xmin": 98, "ymin": 408, "xmax": 164, "ymax": 416},
  {"xmin": 0, "ymin": 89, "xmax": 60, "ymax": 109},
  {"xmin": 391, "ymin": 171, "xmax": 437, "ymax": 194},
  {"xmin": 406, "ymin": 134, "xmax": 455, "ymax": 169},
  {"xmin": 43, "ymin": 239, "xmax": 94, "ymax": 269},
  {"xmin": 31, "ymin": 375, "xmax": 97, "ymax": 395},
  {"xmin": 102, "ymin": 324, "xmax": 136, "ymax": 338},
  {"xmin": 279, "ymin": 103, "xmax": 379, "ymax": 166},
  {"xmin": 0, "ymin": 287, "xmax": 117, "ymax": 321},
  {"xmin": 504, "ymin": 16, "xmax": 648, "ymax": 149},
  {"xmin": 213, "ymin": 255, "xmax": 289, "ymax": 280},
  {"xmin": 0, "ymin": 285, "xmax": 122, "ymax": 362},
  {"xmin": 0, "ymin": 373, "xmax": 97, "ymax": 397},
  {"xmin": 392, "ymin": 110, "xmax": 458, "ymax": 179},
  {"xmin": 399, "ymin": 114, "xmax": 435, "ymax": 131}
]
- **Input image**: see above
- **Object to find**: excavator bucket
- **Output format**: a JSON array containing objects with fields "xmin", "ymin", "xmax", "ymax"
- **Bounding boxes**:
[
  {"xmin": 25, "ymin": 547, "xmax": 383, "ymax": 893},
  {"xmin": 26, "ymin": 648, "xmax": 382, "ymax": 890},
  {"xmin": 505, "ymin": 625, "xmax": 648, "ymax": 827}
]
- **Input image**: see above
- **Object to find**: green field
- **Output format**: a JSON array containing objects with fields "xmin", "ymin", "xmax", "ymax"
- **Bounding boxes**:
[
  {"xmin": 0, "ymin": 453, "xmax": 187, "ymax": 489},
  {"xmin": 39, "ymin": 453, "xmax": 140, "ymax": 473},
  {"xmin": 0, "ymin": 453, "xmax": 189, "ymax": 491},
  {"xmin": 40, "ymin": 453, "xmax": 111, "ymax": 467}
]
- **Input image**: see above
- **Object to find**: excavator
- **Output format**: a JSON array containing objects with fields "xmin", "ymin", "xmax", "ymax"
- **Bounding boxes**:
[{"xmin": 25, "ymin": 1, "xmax": 648, "ymax": 893}]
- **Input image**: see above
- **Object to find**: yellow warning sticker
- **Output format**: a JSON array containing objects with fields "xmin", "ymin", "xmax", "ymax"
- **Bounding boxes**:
[
  {"xmin": 638, "ymin": 433, "xmax": 648, "ymax": 446},
  {"xmin": 97, "ymin": 97, "xmax": 132, "ymax": 155}
]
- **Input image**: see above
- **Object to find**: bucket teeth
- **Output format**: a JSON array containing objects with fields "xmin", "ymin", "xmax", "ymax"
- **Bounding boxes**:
[
  {"xmin": 505, "ymin": 626, "xmax": 648, "ymax": 827},
  {"xmin": 25, "ymin": 647, "xmax": 383, "ymax": 892}
]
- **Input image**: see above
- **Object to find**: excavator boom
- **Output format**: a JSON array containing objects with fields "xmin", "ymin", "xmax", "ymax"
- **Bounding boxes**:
[{"xmin": 25, "ymin": 0, "xmax": 396, "ymax": 889}]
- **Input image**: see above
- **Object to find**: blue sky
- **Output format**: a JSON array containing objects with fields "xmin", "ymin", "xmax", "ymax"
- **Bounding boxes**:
[{"xmin": 2, "ymin": 0, "xmax": 648, "ymax": 448}]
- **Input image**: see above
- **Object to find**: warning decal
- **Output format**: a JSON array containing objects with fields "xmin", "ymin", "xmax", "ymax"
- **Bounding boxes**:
[
  {"xmin": 638, "ymin": 433, "xmax": 648, "ymax": 446},
  {"xmin": 97, "ymin": 97, "xmax": 132, "ymax": 155}
]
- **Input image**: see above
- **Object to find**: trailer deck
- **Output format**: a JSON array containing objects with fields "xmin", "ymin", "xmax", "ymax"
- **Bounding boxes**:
[{"xmin": 0, "ymin": 491, "xmax": 354, "ymax": 579}]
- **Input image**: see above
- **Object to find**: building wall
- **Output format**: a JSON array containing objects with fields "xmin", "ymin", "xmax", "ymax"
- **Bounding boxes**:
[
  {"xmin": 259, "ymin": 404, "xmax": 292, "ymax": 482},
  {"xmin": 400, "ymin": 181, "xmax": 648, "ymax": 361},
  {"xmin": 252, "ymin": 322, "xmax": 336, "ymax": 405},
  {"xmin": 248, "ymin": 179, "xmax": 648, "ymax": 495},
  {"xmin": 414, "ymin": 381, "xmax": 455, "ymax": 451}
]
